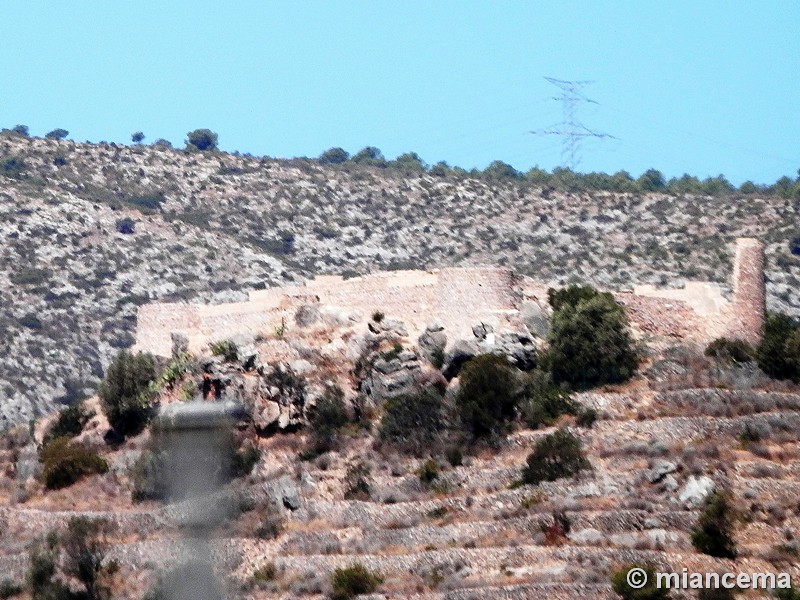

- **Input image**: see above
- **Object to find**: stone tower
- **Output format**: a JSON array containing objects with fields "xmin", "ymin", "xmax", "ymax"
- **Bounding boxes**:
[{"xmin": 725, "ymin": 238, "xmax": 766, "ymax": 346}]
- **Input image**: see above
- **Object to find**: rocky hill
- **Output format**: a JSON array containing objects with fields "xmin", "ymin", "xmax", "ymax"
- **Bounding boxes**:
[
  {"xmin": 1, "ymin": 131, "xmax": 798, "ymax": 428},
  {"xmin": 1, "ymin": 306, "xmax": 799, "ymax": 599}
]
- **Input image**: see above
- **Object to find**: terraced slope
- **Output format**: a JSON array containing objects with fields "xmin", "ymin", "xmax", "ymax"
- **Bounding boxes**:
[{"xmin": 1, "ymin": 376, "xmax": 799, "ymax": 599}]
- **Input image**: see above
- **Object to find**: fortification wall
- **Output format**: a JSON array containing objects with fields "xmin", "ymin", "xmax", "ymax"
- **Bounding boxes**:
[
  {"xmin": 134, "ymin": 304, "xmax": 201, "ymax": 357},
  {"xmin": 719, "ymin": 238, "xmax": 766, "ymax": 346},
  {"xmin": 132, "ymin": 239, "xmax": 766, "ymax": 356}
]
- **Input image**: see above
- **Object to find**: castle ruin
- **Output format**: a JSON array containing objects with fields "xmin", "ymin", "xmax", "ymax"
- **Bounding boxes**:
[{"xmin": 134, "ymin": 238, "xmax": 766, "ymax": 357}]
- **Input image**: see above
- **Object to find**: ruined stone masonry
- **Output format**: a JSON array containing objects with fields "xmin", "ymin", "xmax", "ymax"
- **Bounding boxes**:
[{"xmin": 134, "ymin": 238, "xmax": 766, "ymax": 356}]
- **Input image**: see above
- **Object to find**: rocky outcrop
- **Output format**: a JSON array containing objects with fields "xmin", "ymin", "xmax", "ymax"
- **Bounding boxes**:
[
  {"xmin": 417, "ymin": 322, "xmax": 447, "ymax": 366},
  {"xmin": 360, "ymin": 350, "xmax": 422, "ymax": 402}
]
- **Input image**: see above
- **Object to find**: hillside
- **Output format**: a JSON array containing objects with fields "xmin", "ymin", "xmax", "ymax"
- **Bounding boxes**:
[
  {"xmin": 1, "ymin": 132, "xmax": 800, "ymax": 600},
  {"xmin": 1, "ymin": 132, "xmax": 798, "ymax": 427}
]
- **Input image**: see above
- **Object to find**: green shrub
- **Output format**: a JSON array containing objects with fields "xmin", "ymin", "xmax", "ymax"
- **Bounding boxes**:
[
  {"xmin": 522, "ymin": 428, "xmax": 589, "ymax": 485},
  {"xmin": 209, "ymin": 339, "xmax": 238, "ymax": 361},
  {"xmin": 756, "ymin": 313, "xmax": 800, "ymax": 382},
  {"xmin": 0, "ymin": 156, "xmax": 26, "ymax": 179},
  {"xmin": 521, "ymin": 370, "xmax": 577, "ymax": 428},
  {"xmin": 99, "ymin": 350, "xmax": 157, "ymax": 437},
  {"xmin": 319, "ymin": 147, "xmax": 350, "ymax": 164},
  {"xmin": 611, "ymin": 564, "xmax": 671, "ymax": 599},
  {"xmin": 350, "ymin": 146, "xmax": 386, "ymax": 167},
  {"xmin": 455, "ymin": 354, "xmax": 520, "ymax": 439},
  {"xmin": 691, "ymin": 489, "xmax": 737, "ymax": 559},
  {"xmin": 330, "ymin": 563, "xmax": 383, "ymax": 600},
  {"xmin": 40, "ymin": 437, "xmax": 108, "ymax": 490},
  {"xmin": 379, "ymin": 387, "xmax": 446, "ymax": 456},
  {"xmin": 547, "ymin": 284, "xmax": 600, "ymax": 311},
  {"xmin": 301, "ymin": 385, "xmax": 348, "ymax": 458},
  {"xmin": 45, "ymin": 128, "xmax": 69, "ymax": 140},
  {"xmin": 545, "ymin": 290, "xmax": 638, "ymax": 388},
  {"xmin": 185, "ymin": 128, "xmax": 218, "ymax": 151},
  {"xmin": 417, "ymin": 459, "xmax": 439, "ymax": 486},
  {"xmin": 44, "ymin": 402, "xmax": 93, "ymax": 443},
  {"xmin": 705, "ymin": 337, "xmax": 753, "ymax": 364}
]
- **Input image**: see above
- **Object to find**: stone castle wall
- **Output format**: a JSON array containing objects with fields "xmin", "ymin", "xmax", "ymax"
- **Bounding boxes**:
[
  {"xmin": 133, "ymin": 238, "xmax": 766, "ymax": 356},
  {"xmin": 720, "ymin": 238, "xmax": 766, "ymax": 346}
]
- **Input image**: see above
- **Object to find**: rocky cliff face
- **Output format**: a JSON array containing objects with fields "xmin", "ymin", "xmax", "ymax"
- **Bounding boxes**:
[{"xmin": 1, "ymin": 132, "xmax": 798, "ymax": 428}]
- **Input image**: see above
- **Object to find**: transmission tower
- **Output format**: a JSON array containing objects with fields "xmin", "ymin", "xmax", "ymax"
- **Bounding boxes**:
[{"xmin": 531, "ymin": 77, "xmax": 615, "ymax": 170}]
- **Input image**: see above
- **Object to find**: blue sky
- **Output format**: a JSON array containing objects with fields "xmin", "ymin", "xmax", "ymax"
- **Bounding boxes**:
[{"xmin": 1, "ymin": 1, "xmax": 797, "ymax": 185}]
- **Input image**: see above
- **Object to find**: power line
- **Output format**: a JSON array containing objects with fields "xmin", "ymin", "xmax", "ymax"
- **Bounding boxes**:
[{"xmin": 531, "ymin": 77, "xmax": 616, "ymax": 170}]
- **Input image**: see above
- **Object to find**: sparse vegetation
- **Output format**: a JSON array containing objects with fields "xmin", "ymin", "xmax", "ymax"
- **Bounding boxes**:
[
  {"xmin": 545, "ymin": 286, "xmax": 638, "ymax": 388},
  {"xmin": 209, "ymin": 339, "xmax": 238, "ymax": 361},
  {"xmin": 705, "ymin": 337, "xmax": 753, "ymax": 364},
  {"xmin": 99, "ymin": 350, "xmax": 158, "ymax": 437},
  {"xmin": 40, "ymin": 437, "xmax": 108, "ymax": 490},
  {"xmin": 455, "ymin": 354, "xmax": 520, "ymax": 439},
  {"xmin": 611, "ymin": 564, "xmax": 671, "ymax": 599},
  {"xmin": 343, "ymin": 461, "xmax": 372, "ymax": 500},
  {"xmin": 691, "ymin": 489, "xmax": 738, "ymax": 559},
  {"xmin": 379, "ymin": 386, "xmax": 446, "ymax": 455},
  {"xmin": 522, "ymin": 428, "xmax": 589, "ymax": 485},
  {"xmin": 329, "ymin": 563, "xmax": 383, "ymax": 600}
]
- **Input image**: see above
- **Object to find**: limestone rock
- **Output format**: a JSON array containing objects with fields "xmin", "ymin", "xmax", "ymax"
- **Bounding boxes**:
[
  {"xmin": 417, "ymin": 323, "xmax": 447, "ymax": 366},
  {"xmin": 647, "ymin": 459, "xmax": 678, "ymax": 484},
  {"xmin": 266, "ymin": 475, "xmax": 302, "ymax": 511},
  {"xmin": 442, "ymin": 339, "xmax": 480, "ymax": 379},
  {"xmin": 678, "ymin": 475, "xmax": 715, "ymax": 507},
  {"xmin": 368, "ymin": 318, "xmax": 408, "ymax": 337},
  {"xmin": 520, "ymin": 301, "xmax": 551, "ymax": 338}
]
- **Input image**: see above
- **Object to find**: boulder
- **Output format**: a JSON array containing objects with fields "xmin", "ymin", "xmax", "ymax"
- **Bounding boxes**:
[
  {"xmin": 678, "ymin": 475, "xmax": 715, "ymax": 507},
  {"xmin": 267, "ymin": 475, "xmax": 302, "ymax": 511},
  {"xmin": 442, "ymin": 339, "xmax": 480, "ymax": 379},
  {"xmin": 647, "ymin": 459, "xmax": 678, "ymax": 484},
  {"xmin": 472, "ymin": 322, "xmax": 494, "ymax": 340},
  {"xmin": 418, "ymin": 324, "xmax": 447, "ymax": 366},
  {"xmin": 520, "ymin": 301, "xmax": 551, "ymax": 338},
  {"xmin": 368, "ymin": 317, "xmax": 408, "ymax": 337}
]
